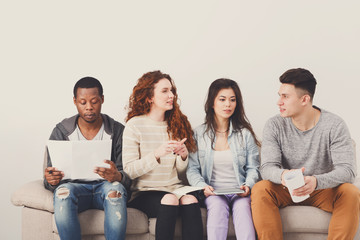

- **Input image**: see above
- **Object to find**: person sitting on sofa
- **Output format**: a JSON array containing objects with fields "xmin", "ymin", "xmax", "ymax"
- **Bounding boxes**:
[
  {"xmin": 187, "ymin": 78, "xmax": 260, "ymax": 240},
  {"xmin": 251, "ymin": 68, "xmax": 360, "ymax": 240},
  {"xmin": 122, "ymin": 70, "xmax": 203, "ymax": 240},
  {"xmin": 43, "ymin": 77, "xmax": 131, "ymax": 240}
]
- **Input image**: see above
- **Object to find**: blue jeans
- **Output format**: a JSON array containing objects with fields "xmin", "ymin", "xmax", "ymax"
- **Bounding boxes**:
[
  {"xmin": 54, "ymin": 181, "xmax": 127, "ymax": 240},
  {"xmin": 205, "ymin": 194, "xmax": 255, "ymax": 240}
]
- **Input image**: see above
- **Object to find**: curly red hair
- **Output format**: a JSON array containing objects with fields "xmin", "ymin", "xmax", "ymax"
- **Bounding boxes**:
[{"xmin": 126, "ymin": 70, "xmax": 196, "ymax": 152}]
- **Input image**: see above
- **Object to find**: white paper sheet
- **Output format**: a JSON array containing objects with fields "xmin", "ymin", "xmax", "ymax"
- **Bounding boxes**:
[
  {"xmin": 47, "ymin": 140, "xmax": 72, "ymax": 179},
  {"xmin": 47, "ymin": 140, "xmax": 112, "ymax": 180}
]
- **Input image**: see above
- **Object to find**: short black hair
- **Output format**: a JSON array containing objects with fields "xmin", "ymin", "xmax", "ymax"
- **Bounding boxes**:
[
  {"xmin": 73, "ymin": 77, "xmax": 103, "ymax": 98},
  {"xmin": 280, "ymin": 68, "xmax": 317, "ymax": 100}
]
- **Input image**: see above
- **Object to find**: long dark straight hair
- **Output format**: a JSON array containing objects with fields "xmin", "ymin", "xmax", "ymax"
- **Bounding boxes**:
[{"xmin": 204, "ymin": 78, "xmax": 260, "ymax": 147}]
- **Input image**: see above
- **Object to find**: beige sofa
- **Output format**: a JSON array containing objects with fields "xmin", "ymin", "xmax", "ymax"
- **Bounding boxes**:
[
  {"xmin": 11, "ymin": 176, "xmax": 360, "ymax": 240},
  {"xmin": 11, "ymin": 140, "xmax": 360, "ymax": 239}
]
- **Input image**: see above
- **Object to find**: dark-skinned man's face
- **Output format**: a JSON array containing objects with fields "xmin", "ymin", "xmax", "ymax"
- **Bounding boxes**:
[{"xmin": 73, "ymin": 87, "xmax": 103, "ymax": 124}]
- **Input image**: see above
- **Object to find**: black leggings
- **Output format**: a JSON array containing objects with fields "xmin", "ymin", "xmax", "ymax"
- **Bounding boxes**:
[{"xmin": 128, "ymin": 191, "xmax": 203, "ymax": 240}]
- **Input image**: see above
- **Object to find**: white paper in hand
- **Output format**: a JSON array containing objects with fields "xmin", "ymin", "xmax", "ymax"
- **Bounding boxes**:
[
  {"xmin": 47, "ymin": 140, "xmax": 112, "ymax": 180},
  {"xmin": 47, "ymin": 141, "xmax": 72, "ymax": 179},
  {"xmin": 72, "ymin": 140, "xmax": 111, "ymax": 180}
]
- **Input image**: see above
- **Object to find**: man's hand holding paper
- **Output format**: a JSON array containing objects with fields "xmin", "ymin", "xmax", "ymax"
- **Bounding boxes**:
[
  {"xmin": 94, "ymin": 160, "xmax": 122, "ymax": 182},
  {"xmin": 44, "ymin": 167, "xmax": 64, "ymax": 186}
]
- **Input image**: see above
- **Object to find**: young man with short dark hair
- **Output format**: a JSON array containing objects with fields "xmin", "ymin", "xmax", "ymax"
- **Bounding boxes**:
[
  {"xmin": 44, "ymin": 77, "xmax": 130, "ymax": 240},
  {"xmin": 251, "ymin": 68, "xmax": 360, "ymax": 240}
]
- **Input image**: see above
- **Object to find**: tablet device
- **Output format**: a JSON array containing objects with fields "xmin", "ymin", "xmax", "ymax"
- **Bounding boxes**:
[{"xmin": 213, "ymin": 188, "xmax": 245, "ymax": 195}]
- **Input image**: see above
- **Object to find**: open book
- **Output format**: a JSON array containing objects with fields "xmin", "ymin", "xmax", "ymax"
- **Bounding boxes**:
[
  {"xmin": 171, "ymin": 186, "xmax": 204, "ymax": 199},
  {"xmin": 47, "ymin": 140, "xmax": 112, "ymax": 180}
]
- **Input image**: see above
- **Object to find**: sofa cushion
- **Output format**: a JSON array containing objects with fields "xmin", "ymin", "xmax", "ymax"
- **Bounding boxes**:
[
  {"xmin": 280, "ymin": 206, "xmax": 331, "ymax": 233},
  {"xmin": 126, "ymin": 208, "xmax": 150, "ymax": 234}
]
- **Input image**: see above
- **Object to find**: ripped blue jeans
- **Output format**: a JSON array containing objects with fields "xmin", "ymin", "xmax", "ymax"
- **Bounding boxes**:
[{"xmin": 54, "ymin": 181, "xmax": 127, "ymax": 240}]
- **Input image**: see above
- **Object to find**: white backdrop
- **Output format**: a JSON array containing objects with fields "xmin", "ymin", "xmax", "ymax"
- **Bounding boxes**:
[{"xmin": 1, "ymin": 1, "xmax": 359, "ymax": 239}]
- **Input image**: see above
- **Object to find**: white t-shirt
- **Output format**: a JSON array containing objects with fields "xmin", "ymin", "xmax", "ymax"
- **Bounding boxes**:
[
  {"xmin": 210, "ymin": 149, "xmax": 239, "ymax": 189},
  {"xmin": 68, "ymin": 123, "xmax": 111, "ymax": 141},
  {"xmin": 66, "ymin": 123, "xmax": 111, "ymax": 181}
]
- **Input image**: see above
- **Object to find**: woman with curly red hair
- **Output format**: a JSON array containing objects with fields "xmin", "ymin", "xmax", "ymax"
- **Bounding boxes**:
[{"xmin": 122, "ymin": 70, "xmax": 203, "ymax": 240}]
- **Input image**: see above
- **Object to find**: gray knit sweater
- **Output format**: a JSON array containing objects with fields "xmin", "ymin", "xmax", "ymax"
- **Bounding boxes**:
[{"xmin": 260, "ymin": 107, "xmax": 356, "ymax": 190}]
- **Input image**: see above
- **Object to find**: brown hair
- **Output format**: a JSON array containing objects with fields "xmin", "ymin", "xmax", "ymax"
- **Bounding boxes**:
[
  {"xmin": 126, "ymin": 70, "xmax": 196, "ymax": 152},
  {"xmin": 204, "ymin": 78, "xmax": 261, "ymax": 147},
  {"xmin": 280, "ymin": 68, "xmax": 317, "ymax": 101}
]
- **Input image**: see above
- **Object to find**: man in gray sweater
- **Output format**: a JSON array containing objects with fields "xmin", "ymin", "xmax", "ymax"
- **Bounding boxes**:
[{"xmin": 251, "ymin": 68, "xmax": 360, "ymax": 240}]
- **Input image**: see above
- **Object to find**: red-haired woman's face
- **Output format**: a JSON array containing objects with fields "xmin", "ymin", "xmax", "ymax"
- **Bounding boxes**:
[{"xmin": 149, "ymin": 78, "xmax": 174, "ymax": 114}]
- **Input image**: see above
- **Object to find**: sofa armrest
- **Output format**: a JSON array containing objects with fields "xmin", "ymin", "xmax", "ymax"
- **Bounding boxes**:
[{"xmin": 11, "ymin": 180, "xmax": 54, "ymax": 212}]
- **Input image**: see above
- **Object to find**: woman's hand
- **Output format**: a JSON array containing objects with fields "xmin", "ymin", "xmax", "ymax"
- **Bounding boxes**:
[
  {"xmin": 204, "ymin": 185, "xmax": 215, "ymax": 197},
  {"xmin": 154, "ymin": 138, "xmax": 188, "ymax": 162},
  {"xmin": 173, "ymin": 138, "xmax": 188, "ymax": 160},
  {"xmin": 154, "ymin": 140, "xmax": 179, "ymax": 162},
  {"xmin": 237, "ymin": 185, "xmax": 250, "ymax": 197}
]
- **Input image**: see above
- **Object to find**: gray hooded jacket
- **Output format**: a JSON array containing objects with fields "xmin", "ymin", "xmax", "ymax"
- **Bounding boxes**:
[{"xmin": 43, "ymin": 114, "xmax": 131, "ymax": 197}]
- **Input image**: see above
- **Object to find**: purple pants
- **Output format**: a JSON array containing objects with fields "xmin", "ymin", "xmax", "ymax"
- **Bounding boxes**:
[{"xmin": 205, "ymin": 194, "xmax": 255, "ymax": 240}]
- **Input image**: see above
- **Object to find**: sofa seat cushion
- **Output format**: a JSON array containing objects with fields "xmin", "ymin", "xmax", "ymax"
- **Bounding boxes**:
[
  {"xmin": 280, "ymin": 206, "xmax": 331, "ymax": 233},
  {"xmin": 52, "ymin": 208, "xmax": 149, "ymax": 235}
]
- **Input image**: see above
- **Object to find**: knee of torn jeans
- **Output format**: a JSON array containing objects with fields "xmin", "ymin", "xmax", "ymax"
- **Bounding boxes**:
[
  {"xmin": 107, "ymin": 190, "xmax": 122, "ymax": 199},
  {"xmin": 56, "ymin": 187, "xmax": 70, "ymax": 200}
]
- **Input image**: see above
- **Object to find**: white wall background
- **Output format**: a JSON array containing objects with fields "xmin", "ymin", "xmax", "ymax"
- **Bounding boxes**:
[{"xmin": 1, "ymin": 1, "xmax": 359, "ymax": 239}]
